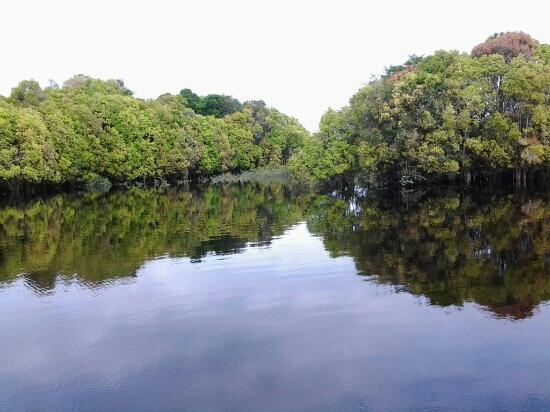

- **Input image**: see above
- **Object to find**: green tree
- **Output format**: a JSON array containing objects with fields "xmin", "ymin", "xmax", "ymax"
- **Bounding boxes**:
[
  {"xmin": 0, "ymin": 101, "xmax": 58, "ymax": 189},
  {"xmin": 290, "ymin": 32, "xmax": 549, "ymax": 188},
  {"xmin": 10, "ymin": 80, "xmax": 45, "ymax": 107}
]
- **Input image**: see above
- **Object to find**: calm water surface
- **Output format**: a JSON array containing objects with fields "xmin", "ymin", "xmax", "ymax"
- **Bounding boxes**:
[{"xmin": 0, "ymin": 184, "xmax": 549, "ymax": 411}]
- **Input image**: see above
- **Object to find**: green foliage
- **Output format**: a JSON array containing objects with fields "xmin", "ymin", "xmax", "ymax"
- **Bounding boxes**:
[
  {"xmin": 179, "ymin": 88, "xmax": 200, "ymax": 110},
  {"xmin": 289, "ymin": 136, "xmax": 355, "ymax": 181},
  {"xmin": 0, "ymin": 101, "xmax": 57, "ymax": 188},
  {"xmin": 290, "ymin": 32, "xmax": 549, "ymax": 186},
  {"xmin": 179, "ymin": 88, "xmax": 242, "ymax": 118},
  {"xmin": 196, "ymin": 94, "xmax": 243, "ymax": 118},
  {"xmin": 222, "ymin": 110, "xmax": 260, "ymax": 171},
  {"xmin": 10, "ymin": 80, "xmax": 45, "ymax": 107},
  {"xmin": 210, "ymin": 166, "xmax": 292, "ymax": 184},
  {"xmin": 261, "ymin": 109, "xmax": 309, "ymax": 164},
  {"xmin": 0, "ymin": 76, "xmax": 308, "ymax": 190}
]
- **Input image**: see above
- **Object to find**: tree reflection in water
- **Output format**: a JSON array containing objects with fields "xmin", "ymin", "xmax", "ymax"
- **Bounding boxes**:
[
  {"xmin": 0, "ymin": 184, "xmax": 548, "ymax": 319},
  {"xmin": 307, "ymin": 190, "xmax": 550, "ymax": 320}
]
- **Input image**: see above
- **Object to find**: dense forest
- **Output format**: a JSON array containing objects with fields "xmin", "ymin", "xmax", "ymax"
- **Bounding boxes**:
[
  {"xmin": 0, "ymin": 75, "xmax": 308, "ymax": 191},
  {"xmin": 290, "ymin": 32, "xmax": 550, "ymax": 188},
  {"xmin": 2, "ymin": 32, "xmax": 548, "ymax": 192}
]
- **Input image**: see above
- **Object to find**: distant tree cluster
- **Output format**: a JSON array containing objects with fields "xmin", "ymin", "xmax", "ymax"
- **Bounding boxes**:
[
  {"xmin": 179, "ymin": 89, "xmax": 243, "ymax": 118},
  {"xmin": 0, "ymin": 76, "xmax": 308, "ymax": 191},
  {"xmin": 290, "ymin": 32, "xmax": 550, "ymax": 188}
]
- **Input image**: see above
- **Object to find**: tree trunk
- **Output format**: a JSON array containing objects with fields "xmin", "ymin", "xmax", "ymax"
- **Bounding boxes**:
[
  {"xmin": 7, "ymin": 178, "xmax": 22, "ymax": 193},
  {"xmin": 464, "ymin": 169, "xmax": 471, "ymax": 187}
]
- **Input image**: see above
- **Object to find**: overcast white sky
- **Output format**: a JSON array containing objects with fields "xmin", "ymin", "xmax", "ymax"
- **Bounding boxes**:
[{"xmin": 1, "ymin": 0, "xmax": 548, "ymax": 130}]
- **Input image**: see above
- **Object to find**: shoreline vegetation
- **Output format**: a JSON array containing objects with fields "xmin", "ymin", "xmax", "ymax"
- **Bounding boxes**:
[
  {"xmin": 0, "ymin": 78, "xmax": 309, "ymax": 193},
  {"xmin": 290, "ymin": 32, "xmax": 549, "ymax": 189},
  {"xmin": 210, "ymin": 166, "xmax": 293, "ymax": 184},
  {"xmin": 1, "ymin": 32, "xmax": 548, "ymax": 194}
]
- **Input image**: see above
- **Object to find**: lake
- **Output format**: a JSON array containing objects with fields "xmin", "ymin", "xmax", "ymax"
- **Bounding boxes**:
[{"xmin": 0, "ymin": 184, "xmax": 549, "ymax": 411}]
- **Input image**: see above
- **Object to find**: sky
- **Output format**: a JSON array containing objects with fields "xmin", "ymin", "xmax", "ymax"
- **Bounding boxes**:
[{"xmin": 1, "ymin": 0, "xmax": 548, "ymax": 131}]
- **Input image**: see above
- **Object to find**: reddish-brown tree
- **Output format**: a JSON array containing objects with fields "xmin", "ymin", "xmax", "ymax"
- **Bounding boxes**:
[{"xmin": 472, "ymin": 32, "xmax": 539, "ymax": 62}]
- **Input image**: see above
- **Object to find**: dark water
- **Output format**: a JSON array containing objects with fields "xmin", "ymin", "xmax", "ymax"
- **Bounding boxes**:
[{"xmin": 0, "ymin": 184, "xmax": 549, "ymax": 411}]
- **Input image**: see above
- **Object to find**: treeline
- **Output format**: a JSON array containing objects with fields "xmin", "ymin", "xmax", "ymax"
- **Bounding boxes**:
[
  {"xmin": 0, "ymin": 75, "xmax": 308, "ymax": 191},
  {"xmin": 290, "ymin": 32, "xmax": 550, "ymax": 188}
]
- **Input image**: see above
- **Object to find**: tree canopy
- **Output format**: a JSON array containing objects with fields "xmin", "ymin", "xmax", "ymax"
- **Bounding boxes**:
[
  {"xmin": 0, "ymin": 76, "xmax": 309, "ymax": 190},
  {"xmin": 290, "ymin": 32, "xmax": 550, "ymax": 188},
  {"xmin": 179, "ymin": 89, "xmax": 243, "ymax": 118}
]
